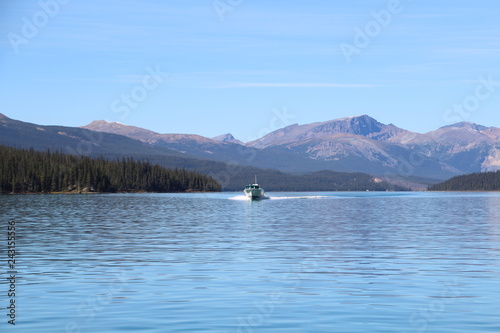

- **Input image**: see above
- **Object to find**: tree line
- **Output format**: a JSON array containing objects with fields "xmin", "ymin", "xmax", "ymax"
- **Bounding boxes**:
[
  {"xmin": 428, "ymin": 171, "xmax": 500, "ymax": 191},
  {"xmin": 220, "ymin": 169, "xmax": 407, "ymax": 192},
  {"xmin": 0, "ymin": 145, "xmax": 221, "ymax": 193}
]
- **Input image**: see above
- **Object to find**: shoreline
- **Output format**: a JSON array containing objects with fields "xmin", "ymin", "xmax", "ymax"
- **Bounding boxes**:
[{"xmin": 1, "ymin": 190, "xmax": 221, "ymax": 195}]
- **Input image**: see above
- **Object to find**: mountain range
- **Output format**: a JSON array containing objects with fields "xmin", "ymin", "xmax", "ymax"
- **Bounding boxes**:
[
  {"xmin": 83, "ymin": 114, "xmax": 500, "ymax": 179},
  {"xmin": 1, "ymin": 112, "xmax": 499, "ymax": 189}
]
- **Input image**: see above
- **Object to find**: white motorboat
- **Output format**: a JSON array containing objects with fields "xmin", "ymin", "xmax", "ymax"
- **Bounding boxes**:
[{"xmin": 244, "ymin": 176, "xmax": 265, "ymax": 199}]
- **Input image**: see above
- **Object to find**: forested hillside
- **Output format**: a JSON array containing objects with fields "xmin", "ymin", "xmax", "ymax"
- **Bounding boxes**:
[
  {"xmin": 221, "ymin": 169, "xmax": 408, "ymax": 192},
  {"xmin": 0, "ymin": 145, "xmax": 221, "ymax": 193},
  {"xmin": 428, "ymin": 171, "xmax": 500, "ymax": 191}
]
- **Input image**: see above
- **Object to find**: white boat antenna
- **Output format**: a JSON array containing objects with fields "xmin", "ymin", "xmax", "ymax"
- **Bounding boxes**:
[{"xmin": 255, "ymin": 175, "xmax": 257, "ymax": 184}]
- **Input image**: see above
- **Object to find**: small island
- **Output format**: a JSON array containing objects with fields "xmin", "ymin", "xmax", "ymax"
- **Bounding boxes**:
[{"xmin": 0, "ymin": 145, "xmax": 221, "ymax": 194}]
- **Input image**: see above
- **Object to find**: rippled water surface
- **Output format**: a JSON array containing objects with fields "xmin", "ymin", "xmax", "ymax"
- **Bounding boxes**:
[{"xmin": 1, "ymin": 192, "xmax": 500, "ymax": 332}]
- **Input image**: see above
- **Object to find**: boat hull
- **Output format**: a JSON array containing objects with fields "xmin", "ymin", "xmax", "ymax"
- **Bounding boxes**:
[{"xmin": 244, "ymin": 188, "xmax": 265, "ymax": 199}]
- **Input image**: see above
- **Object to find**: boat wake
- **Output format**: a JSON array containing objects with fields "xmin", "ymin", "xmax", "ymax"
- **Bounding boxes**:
[
  {"xmin": 229, "ymin": 195, "xmax": 270, "ymax": 201},
  {"xmin": 229, "ymin": 195, "xmax": 328, "ymax": 201},
  {"xmin": 228, "ymin": 195, "xmax": 251, "ymax": 201},
  {"xmin": 269, "ymin": 195, "xmax": 328, "ymax": 200}
]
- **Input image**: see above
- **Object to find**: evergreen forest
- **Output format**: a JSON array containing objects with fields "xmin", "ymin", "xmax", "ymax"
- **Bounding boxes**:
[
  {"xmin": 428, "ymin": 171, "xmax": 500, "ymax": 191},
  {"xmin": 0, "ymin": 145, "xmax": 221, "ymax": 193}
]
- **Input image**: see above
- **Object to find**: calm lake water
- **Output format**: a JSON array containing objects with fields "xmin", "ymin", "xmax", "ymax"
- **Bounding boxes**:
[{"xmin": 1, "ymin": 192, "xmax": 500, "ymax": 332}]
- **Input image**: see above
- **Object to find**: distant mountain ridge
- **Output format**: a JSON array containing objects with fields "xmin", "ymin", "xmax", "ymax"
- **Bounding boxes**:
[
  {"xmin": 404, "ymin": 121, "xmax": 500, "ymax": 173},
  {"xmin": 0, "ymin": 114, "xmax": 183, "ymax": 158},
  {"xmin": 1, "ymin": 113, "xmax": 404, "ymax": 191},
  {"xmin": 246, "ymin": 115, "xmax": 499, "ymax": 175},
  {"xmin": 85, "ymin": 120, "xmax": 216, "ymax": 145},
  {"xmin": 246, "ymin": 115, "xmax": 416, "ymax": 148},
  {"xmin": 2, "ymin": 113, "xmax": 499, "ymax": 186},
  {"xmin": 82, "ymin": 114, "xmax": 500, "ymax": 180}
]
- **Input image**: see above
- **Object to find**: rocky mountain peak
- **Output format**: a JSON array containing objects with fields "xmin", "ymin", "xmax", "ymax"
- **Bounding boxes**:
[
  {"xmin": 213, "ymin": 133, "xmax": 235, "ymax": 142},
  {"xmin": 315, "ymin": 114, "xmax": 384, "ymax": 136},
  {"xmin": 212, "ymin": 133, "xmax": 243, "ymax": 145}
]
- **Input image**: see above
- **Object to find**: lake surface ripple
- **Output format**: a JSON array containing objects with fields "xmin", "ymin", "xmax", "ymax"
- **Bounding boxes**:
[{"xmin": 1, "ymin": 192, "xmax": 500, "ymax": 332}]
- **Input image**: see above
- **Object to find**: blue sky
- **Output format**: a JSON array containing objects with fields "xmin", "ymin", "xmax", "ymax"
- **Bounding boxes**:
[{"xmin": 1, "ymin": 0, "xmax": 499, "ymax": 141}]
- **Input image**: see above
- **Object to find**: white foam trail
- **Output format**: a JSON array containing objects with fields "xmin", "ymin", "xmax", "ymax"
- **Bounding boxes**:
[
  {"xmin": 269, "ymin": 195, "xmax": 328, "ymax": 200},
  {"xmin": 229, "ymin": 195, "xmax": 329, "ymax": 201},
  {"xmin": 228, "ymin": 195, "xmax": 271, "ymax": 200},
  {"xmin": 228, "ymin": 195, "xmax": 249, "ymax": 201}
]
